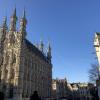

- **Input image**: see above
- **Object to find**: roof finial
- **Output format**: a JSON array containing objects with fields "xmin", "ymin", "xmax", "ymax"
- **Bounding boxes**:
[
  {"xmin": 23, "ymin": 8, "xmax": 26, "ymax": 18},
  {"xmin": 47, "ymin": 41, "xmax": 52, "ymax": 62},
  {"xmin": 48, "ymin": 41, "xmax": 51, "ymax": 51},
  {"xmin": 13, "ymin": 7, "xmax": 16, "ymax": 17},
  {"xmin": 40, "ymin": 39, "xmax": 44, "ymax": 52},
  {"xmin": 19, "ymin": 8, "xmax": 27, "ymax": 37},
  {"xmin": 22, "ymin": 8, "xmax": 27, "ymax": 24}
]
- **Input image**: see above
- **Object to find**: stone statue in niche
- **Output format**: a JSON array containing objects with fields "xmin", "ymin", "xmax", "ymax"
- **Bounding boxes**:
[
  {"xmin": 3, "ymin": 52, "xmax": 9, "ymax": 66},
  {"xmin": 11, "ymin": 53, "xmax": 16, "ymax": 65},
  {"xmin": 4, "ymin": 69, "xmax": 8, "ymax": 81},
  {"xmin": 8, "ymin": 34, "xmax": 16, "ymax": 45},
  {"xmin": 0, "ymin": 58, "xmax": 3, "ymax": 66},
  {"xmin": 0, "ymin": 54, "xmax": 3, "ymax": 66}
]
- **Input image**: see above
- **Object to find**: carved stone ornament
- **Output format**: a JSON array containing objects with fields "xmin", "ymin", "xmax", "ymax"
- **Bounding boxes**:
[{"xmin": 8, "ymin": 33, "xmax": 16, "ymax": 46}]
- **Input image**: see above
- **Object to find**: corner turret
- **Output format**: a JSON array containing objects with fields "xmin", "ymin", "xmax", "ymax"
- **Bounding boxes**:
[
  {"xmin": 20, "ymin": 9, "xmax": 27, "ymax": 38},
  {"xmin": 47, "ymin": 42, "xmax": 52, "ymax": 62},
  {"xmin": 39, "ymin": 40, "xmax": 44, "ymax": 52},
  {"xmin": 9, "ymin": 8, "xmax": 17, "ymax": 31}
]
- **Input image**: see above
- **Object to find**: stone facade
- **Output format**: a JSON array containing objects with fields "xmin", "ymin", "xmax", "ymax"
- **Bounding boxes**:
[
  {"xmin": 52, "ymin": 78, "xmax": 73, "ymax": 100},
  {"xmin": 71, "ymin": 83, "xmax": 92, "ymax": 100},
  {"xmin": 0, "ymin": 8, "xmax": 52, "ymax": 100}
]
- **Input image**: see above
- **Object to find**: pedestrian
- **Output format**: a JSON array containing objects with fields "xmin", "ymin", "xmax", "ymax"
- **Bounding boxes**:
[
  {"xmin": 30, "ymin": 91, "xmax": 41, "ymax": 100},
  {"xmin": 0, "ymin": 91, "xmax": 4, "ymax": 100}
]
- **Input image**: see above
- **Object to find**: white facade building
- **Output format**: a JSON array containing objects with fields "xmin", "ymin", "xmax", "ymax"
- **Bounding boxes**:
[{"xmin": 94, "ymin": 32, "xmax": 100, "ymax": 100}]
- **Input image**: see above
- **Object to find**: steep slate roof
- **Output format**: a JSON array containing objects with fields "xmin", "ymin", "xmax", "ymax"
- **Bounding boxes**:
[
  {"xmin": 25, "ymin": 39, "xmax": 49, "ymax": 63},
  {"xmin": 96, "ymin": 32, "xmax": 100, "ymax": 36}
]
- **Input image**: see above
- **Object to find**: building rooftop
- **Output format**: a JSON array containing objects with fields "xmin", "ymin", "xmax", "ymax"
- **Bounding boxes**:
[{"xmin": 25, "ymin": 39, "xmax": 50, "ymax": 64}]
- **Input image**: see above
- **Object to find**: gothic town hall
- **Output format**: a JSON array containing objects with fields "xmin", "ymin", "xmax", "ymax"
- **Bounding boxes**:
[{"xmin": 0, "ymin": 8, "xmax": 52, "ymax": 100}]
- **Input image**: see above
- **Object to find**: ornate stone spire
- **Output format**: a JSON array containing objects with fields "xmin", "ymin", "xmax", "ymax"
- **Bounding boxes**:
[
  {"xmin": 47, "ymin": 42, "xmax": 52, "ymax": 61},
  {"xmin": 20, "ymin": 9, "xmax": 27, "ymax": 37},
  {"xmin": 10, "ymin": 8, "xmax": 17, "ymax": 31},
  {"xmin": 40, "ymin": 40, "xmax": 44, "ymax": 52}
]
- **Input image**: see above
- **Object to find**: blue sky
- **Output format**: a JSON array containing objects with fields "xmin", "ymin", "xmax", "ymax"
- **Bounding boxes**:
[{"xmin": 0, "ymin": 0, "xmax": 100, "ymax": 82}]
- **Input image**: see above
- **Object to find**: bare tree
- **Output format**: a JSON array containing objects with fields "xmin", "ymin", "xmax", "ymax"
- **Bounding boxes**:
[{"xmin": 89, "ymin": 64, "xmax": 100, "ymax": 83}]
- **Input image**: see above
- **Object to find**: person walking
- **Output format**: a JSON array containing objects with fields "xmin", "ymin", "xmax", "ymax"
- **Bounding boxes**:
[
  {"xmin": 30, "ymin": 91, "xmax": 41, "ymax": 100},
  {"xmin": 0, "ymin": 91, "xmax": 4, "ymax": 100}
]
